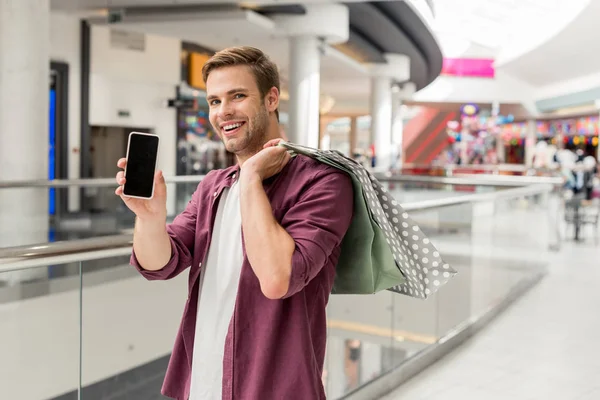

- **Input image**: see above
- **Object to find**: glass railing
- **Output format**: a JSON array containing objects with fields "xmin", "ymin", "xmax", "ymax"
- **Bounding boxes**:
[
  {"xmin": 398, "ymin": 162, "xmax": 559, "ymax": 178},
  {"xmin": 0, "ymin": 176, "xmax": 562, "ymax": 400},
  {"xmin": 0, "ymin": 173, "xmax": 562, "ymax": 249},
  {"xmin": 323, "ymin": 182, "xmax": 559, "ymax": 398}
]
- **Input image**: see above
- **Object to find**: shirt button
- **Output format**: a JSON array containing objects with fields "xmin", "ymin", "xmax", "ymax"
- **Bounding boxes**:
[
  {"xmin": 213, "ymin": 191, "xmax": 218, "ymax": 197},
  {"xmin": 232, "ymin": 174, "xmax": 236, "ymax": 180}
]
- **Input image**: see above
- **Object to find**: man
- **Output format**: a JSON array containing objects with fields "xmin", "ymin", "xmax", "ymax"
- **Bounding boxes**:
[{"xmin": 114, "ymin": 46, "xmax": 354, "ymax": 400}]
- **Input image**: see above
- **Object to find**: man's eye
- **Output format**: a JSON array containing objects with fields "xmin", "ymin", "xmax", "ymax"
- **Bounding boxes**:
[
  {"xmin": 234, "ymin": 93, "xmax": 245, "ymax": 99},
  {"xmin": 210, "ymin": 100, "xmax": 220, "ymax": 106}
]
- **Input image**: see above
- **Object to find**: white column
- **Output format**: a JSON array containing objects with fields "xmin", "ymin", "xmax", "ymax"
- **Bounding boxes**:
[
  {"xmin": 393, "ymin": 82, "xmax": 415, "ymax": 169},
  {"xmin": 272, "ymin": 3, "xmax": 348, "ymax": 147},
  {"xmin": 288, "ymin": 35, "xmax": 321, "ymax": 147},
  {"xmin": 391, "ymin": 92, "xmax": 403, "ymax": 169},
  {"xmin": 349, "ymin": 116, "xmax": 358, "ymax": 158},
  {"xmin": 525, "ymin": 119, "xmax": 537, "ymax": 167},
  {"xmin": 0, "ymin": 0, "xmax": 49, "ymax": 280},
  {"xmin": 370, "ymin": 76, "xmax": 393, "ymax": 171},
  {"xmin": 366, "ymin": 54, "xmax": 410, "ymax": 171},
  {"xmin": 496, "ymin": 135, "xmax": 506, "ymax": 164},
  {"xmin": 597, "ymin": 107, "xmax": 600, "ymax": 162}
]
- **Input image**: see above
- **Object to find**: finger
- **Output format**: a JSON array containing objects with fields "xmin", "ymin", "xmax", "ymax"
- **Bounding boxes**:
[
  {"xmin": 115, "ymin": 186, "xmax": 123, "ymax": 196},
  {"xmin": 283, "ymin": 150, "xmax": 292, "ymax": 164},
  {"xmin": 117, "ymin": 158, "xmax": 127, "ymax": 169},
  {"xmin": 154, "ymin": 170, "xmax": 167, "ymax": 197},
  {"xmin": 116, "ymin": 171, "xmax": 125, "ymax": 185},
  {"xmin": 154, "ymin": 170, "xmax": 165, "ymax": 185},
  {"xmin": 263, "ymin": 138, "xmax": 284, "ymax": 148}
]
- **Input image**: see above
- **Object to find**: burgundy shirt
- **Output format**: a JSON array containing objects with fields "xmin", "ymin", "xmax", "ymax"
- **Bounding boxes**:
[{"xmin": 130, "ymin": 155, "xmax": 354, "ymax": 400}]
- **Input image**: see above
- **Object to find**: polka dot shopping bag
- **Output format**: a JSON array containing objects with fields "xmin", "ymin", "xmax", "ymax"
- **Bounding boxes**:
[{"xmin": 279, "ymin": 141, "xmax": 458, "ymax": 299}]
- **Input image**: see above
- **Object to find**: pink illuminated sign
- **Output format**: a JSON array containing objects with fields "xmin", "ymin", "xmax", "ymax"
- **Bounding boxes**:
[{"xmin": 441, "ymin": 58, "xmax": 495, "ymax": 78}]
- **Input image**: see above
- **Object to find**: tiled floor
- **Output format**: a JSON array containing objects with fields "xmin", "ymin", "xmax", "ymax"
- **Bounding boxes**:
[{"xmin": 381, "ymin": 237, "xmax": 600, "ymax": 400}]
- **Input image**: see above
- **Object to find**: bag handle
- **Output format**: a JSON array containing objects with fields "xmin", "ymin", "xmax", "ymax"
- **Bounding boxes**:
[{"xmin": 278, "ymin": 141, "xmax": 319, "ymax": 157}]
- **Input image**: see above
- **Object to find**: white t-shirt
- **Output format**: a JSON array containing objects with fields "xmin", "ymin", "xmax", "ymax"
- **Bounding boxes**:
[{"xmin": 189, "ymin": 179, "xmax": 244, "ymax": 400}]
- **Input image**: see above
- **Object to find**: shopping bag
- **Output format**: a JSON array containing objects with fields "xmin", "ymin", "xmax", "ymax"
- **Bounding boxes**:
[
  {"xmin": 301, "ymin": 153, "xmax": 407, "ymax": 294},
  {"xmin": 279, "ymin": 141, "xmax": 458, "ymax": 299}
]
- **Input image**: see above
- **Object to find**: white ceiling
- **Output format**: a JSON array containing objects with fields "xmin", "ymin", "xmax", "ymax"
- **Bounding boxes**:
[
  {"xmin": 50, "ymin": 0, "xmax": 376, "ymax": 10},
  {"xmin": 494, "ymin": 0, "xmax": 600, "ymax": 87},
  {"xmin": 86, "ymin": 9, "xmax": 373, "ymax": 115},
  {"xmin": 52, "ymin": 0, "xmax": 600, "ymax": 113},
  {"xmin": 432, "ymin": 0, "xmax": 589, "ymax": 59}
]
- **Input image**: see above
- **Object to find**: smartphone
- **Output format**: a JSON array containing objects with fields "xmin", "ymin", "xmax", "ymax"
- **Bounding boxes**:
[{"xmin": 123, "ymin": 132, "xmax": 160, "ymax": 199}]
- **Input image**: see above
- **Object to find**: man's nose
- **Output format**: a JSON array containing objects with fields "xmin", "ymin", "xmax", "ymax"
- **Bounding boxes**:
[{"xmin": 218, "ymin": 101, "xmax": 234, "ymax": 119}]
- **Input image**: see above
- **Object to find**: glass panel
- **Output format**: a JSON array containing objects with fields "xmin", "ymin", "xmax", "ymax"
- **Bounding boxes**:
[
  {"xmin": 0, "ymin": 181, "xmax": 204, "ymax": 249},
  {"xmin": 0, "ymin": 187, "xmax": 51, "ymax": 248},
  {"xmin": 80, "ymin": 255, "xmax": 185, "ymax": 399},
  {"xmin": 381, "ymin": 180, "xmax": 501, "ymax": 204},
  {"xmin": 0, "ymin": 263, "xmax": 81, "ymax": 399},
  {"xmin": 0, "ymin": 178, "xmax": 557, "ymax": 400},
  {"xmin": 0, "ymin": 180, "xmax": 505, "ymax": 250},
  {"xmin": 390, "ymin": 203, "xmax": 473, "ymax": 367},
  {"xmin": 324, "ymin": 291, "xmax": 395, "ymax": 398}
]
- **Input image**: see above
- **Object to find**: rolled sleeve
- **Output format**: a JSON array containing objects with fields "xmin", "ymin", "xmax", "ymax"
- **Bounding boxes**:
[
  {"xmin": 130, "ymin": 234, "xmax": 184, "ymax": 281},
  {"xmin": 282, "ymin": 169, "xmax": 354, "ymax": 298},
  {"xmin": 129, "ymin": 182, "xmax": 202, "ymax": 281}
]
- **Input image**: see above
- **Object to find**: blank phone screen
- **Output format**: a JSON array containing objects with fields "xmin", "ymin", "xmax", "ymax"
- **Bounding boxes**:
[{"xmin": 123, "ymin": 133, "xmax": 159, "ymax": 198}]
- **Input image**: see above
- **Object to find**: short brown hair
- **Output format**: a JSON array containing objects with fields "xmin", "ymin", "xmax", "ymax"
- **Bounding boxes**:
[{"xmin": 202, "ymin": 46, "xmax": 280, "ymax": 120}]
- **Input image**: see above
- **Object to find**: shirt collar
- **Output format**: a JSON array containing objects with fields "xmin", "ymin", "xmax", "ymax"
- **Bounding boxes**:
[{"xmin": 224, "ymin": 164, "xmax": 241, "ymax": 179}]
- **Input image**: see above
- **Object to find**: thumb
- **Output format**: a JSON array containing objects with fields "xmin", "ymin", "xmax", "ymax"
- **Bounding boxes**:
[
  {"xmin": 264, "ymin": 138, "xmax": 284, "ymax": 148},
  {"xmin": 154, "ymin": 170, "xmax": 167, "ymax": 196}
]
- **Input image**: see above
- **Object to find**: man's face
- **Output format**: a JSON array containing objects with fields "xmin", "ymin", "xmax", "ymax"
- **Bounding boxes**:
[{"xmin": 206, "ymin": 65, "xmax": 270, "ymax": 158}]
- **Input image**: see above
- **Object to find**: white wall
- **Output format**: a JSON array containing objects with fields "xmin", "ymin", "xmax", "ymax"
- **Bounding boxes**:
[
  {"xmin": 534, "ymin": 70, "xmax": 600, "ymax": 101},
  {"xmin": 414, "ymin": 71, "xmax": 538, "ymax": 115},
  {"xmin": 50, "ymin": 11, "xmax": 81, "ymax": 211},
  {"xmin": 89, "ymin": 25, "xmax": 181, "ymax": 214}
]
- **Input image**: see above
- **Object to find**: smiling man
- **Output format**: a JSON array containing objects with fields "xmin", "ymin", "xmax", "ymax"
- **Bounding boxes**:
[{"xmin": 114, "ymin": 46, "xmax": 354, "ymax": 400}]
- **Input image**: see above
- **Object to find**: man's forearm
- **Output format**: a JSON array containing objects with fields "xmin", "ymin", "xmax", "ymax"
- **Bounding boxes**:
[
  {"xmin": 239, "ymin": 173, "xmax": 295, "ymax": 299},
  {"xmin": 133, "ymin": 217, "xmax": 172, "ymax": 271}
]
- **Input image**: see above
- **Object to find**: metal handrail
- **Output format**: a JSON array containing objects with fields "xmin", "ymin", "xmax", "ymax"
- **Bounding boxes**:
[
  {"xmin": 377, "ymin": 174, "xmax": 563, "ymax": 187},
  {"xmin": 0, "ymin": 175, "xmax": 207, "ymax": 189},
  {"xmin": 402, "ymin": 183, "xmax": 553, "ymax": 211},
  {"xmin": 401, "ymin": 162, "xmax": 529, "ymax": 172},
  {"xmin": 0, "ymin": 173, "xmax": 564, "ymax": 189},
  {"xmin": 0, "ymin": 182, "xmax": 556, "ymax": 273}
]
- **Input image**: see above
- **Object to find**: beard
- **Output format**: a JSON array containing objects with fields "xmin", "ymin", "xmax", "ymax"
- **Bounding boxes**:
[{"xmin": 223, "ymin": 105, "xmax": 270, "ymax": 157}]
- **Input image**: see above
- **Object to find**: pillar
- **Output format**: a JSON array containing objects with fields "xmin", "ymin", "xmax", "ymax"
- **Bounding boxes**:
[
  {"xmin": 272, "ymin": 3, "xmax": 349, "ymax": 148},
  {"xmin": 393, "ymin": 82, "xmax": 416, "ymax": 170},
  {"xmin": 391, "ymin": 91, "xmax": 402, "ymax": 169},
  {"xmin": 370, "ymin": 76, "xmax": 393, "ymax": 170},
  {"xmin": 525, "ymin": 119, "xmax": 537, "ymax": 167},
  {"xmin": 367, "ymin": 54, "xmax": 410, "ymax": 171},
  {"xmin": 0, "ymin": 0, "xmax": 49, "ymax": 279},
  {"xmin": 597, "ymin": 103, "xmax": 600, "ymax": 161},
  {"xmin": 288, "ymin": 35, "xmax": 321, "ymax": 147},
  {"xmin": 349, "ymin": 116, "xmax": 358, "ymax": 158},
  {"xmin": 496, "ymin": 135, "xmax": 506, "ymax": 164}
]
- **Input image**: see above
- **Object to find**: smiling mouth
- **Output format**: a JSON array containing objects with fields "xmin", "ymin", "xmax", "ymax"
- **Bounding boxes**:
[{"xmin": 222, "ymin": 121, "xmax": 246, "ymax": 136}]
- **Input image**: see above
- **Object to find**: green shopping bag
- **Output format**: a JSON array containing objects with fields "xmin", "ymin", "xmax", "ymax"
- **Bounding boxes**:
[{"xmin": 282, "ymin": 143, "xmax": 406, "ymax": 294}]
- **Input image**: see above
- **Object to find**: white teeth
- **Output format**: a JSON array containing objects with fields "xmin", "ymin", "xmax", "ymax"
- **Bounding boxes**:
[{"xmin": 223, "ymin": 122, "xmax": 242, "ymax": 131}]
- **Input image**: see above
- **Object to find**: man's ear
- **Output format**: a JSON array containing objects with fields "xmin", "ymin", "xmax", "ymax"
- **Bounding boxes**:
[{"xmin": 265, "ymin": 87, "xmax": 279, "ymax": 113}]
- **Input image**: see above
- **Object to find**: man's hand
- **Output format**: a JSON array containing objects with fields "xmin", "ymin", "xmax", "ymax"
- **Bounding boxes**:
[
  {"xmin": 115, "ymin": 158, "xmax": 168, "ymax": 222},
  {"xmin": 241, "ymin": 138, "xmax": 291, "ymax": 181},
  {"xmin": 238, "ymin": 138, "xmax": 295, "ymax": 299}
]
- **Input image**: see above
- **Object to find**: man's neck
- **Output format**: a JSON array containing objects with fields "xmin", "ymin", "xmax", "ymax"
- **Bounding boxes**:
[{"xmin": 236, "ymin": 124, "xmax": 282, "ymax": 167}]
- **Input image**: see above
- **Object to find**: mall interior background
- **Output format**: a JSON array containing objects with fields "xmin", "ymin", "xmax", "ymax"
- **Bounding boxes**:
[{"xmin": 3, "ymin": 0, "xmax": 600, "ymax": 399}]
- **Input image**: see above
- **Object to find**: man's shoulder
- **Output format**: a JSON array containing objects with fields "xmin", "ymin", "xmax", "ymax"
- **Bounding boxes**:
[
  {"xmin": 199, "ymin": 165, "xmax": 238, "ymax": 188},
  {"xmin": 288, "ymin": 154, "xmax": 348, "ymax": 182}
]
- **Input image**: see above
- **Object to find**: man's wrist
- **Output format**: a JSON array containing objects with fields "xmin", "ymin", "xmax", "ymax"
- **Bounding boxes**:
[
  {"xmin": 240, "ymin": 167, "xmax": 262, "ymax": 185},
  {"xmin": 136, "ymin": 215, "xmax": 167, "ymax": 234}
]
